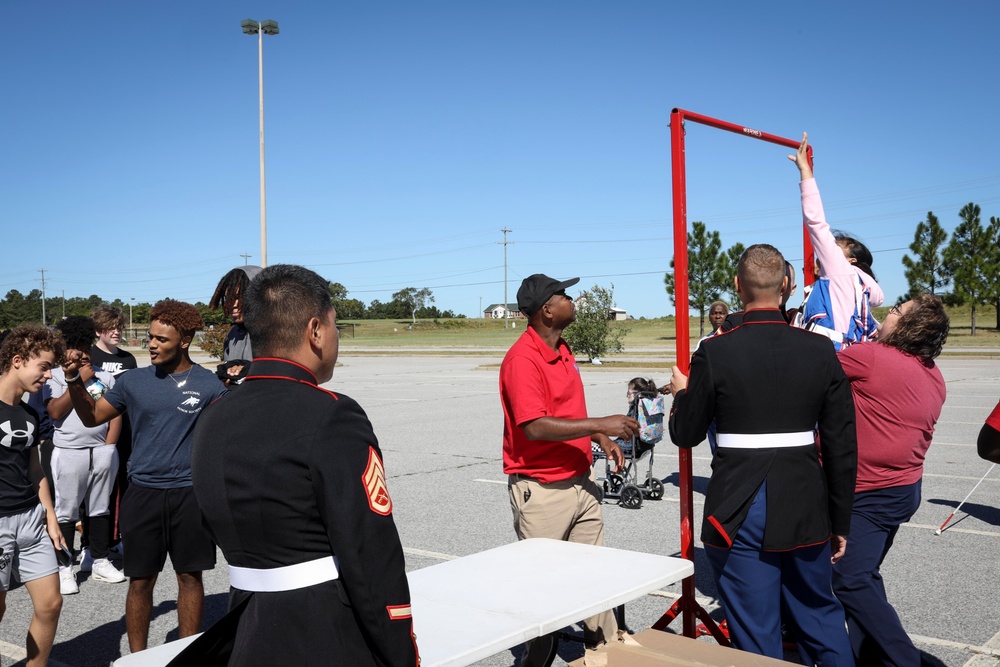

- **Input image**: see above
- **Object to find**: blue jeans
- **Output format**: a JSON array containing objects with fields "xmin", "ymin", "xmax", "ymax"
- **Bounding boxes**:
[{"xmin": 832, "ymin": 481, "xmax": 921, "ymax": 666}]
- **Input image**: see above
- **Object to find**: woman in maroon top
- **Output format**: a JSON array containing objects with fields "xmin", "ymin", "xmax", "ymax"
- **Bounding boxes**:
[{"xmin": 833, "ymin": 294, "xmax": 950, "ymax": 666}]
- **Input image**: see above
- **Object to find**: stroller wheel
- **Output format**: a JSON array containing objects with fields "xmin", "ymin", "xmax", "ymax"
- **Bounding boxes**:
[
  {"xmin": 648, "ymin": 478, "xmax": 665, "ymax": 500},
  {"xmin": 608, "ymin": 474, "xmax": 624, "ymax": 494},
  {"xmin": 620, "ymin": 485, "xmax": 643, "ymax": 509}
]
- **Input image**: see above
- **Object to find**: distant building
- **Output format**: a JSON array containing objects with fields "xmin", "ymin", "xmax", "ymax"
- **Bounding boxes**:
[
  {"xmin": 484, "ymin": 303, "xmax": 524, "ymax": 319},
  {"xmin": 573, "ymin": 296, "xmax": 627, "ymax": 321}
]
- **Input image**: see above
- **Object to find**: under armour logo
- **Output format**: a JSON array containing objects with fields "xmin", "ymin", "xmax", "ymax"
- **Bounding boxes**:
[
  {"xmin": 180, "ymin": 397, "xmax": 200, "ymax": 407},
  {"xmin": 0, "ymin": 420, "xmax": 34, "ymax": 448}
]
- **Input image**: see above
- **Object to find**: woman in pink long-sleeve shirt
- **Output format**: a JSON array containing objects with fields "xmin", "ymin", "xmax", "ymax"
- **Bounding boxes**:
[{"xmin": 790, "ymin": 133, "xmax": 884, "ymax": 349}]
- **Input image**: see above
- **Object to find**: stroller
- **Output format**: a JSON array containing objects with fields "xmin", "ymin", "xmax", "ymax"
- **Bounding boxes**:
[{"xmin": 593, "ymin": 389, "xmax": 665, "ymax": 509}]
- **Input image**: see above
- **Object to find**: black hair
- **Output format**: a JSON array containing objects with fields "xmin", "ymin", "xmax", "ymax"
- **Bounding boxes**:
[
  {"xmin": 833, "ymin": 231, "xmax": 876, "ymax": 281},
  {"xmin": 210, "ymin": 267, "xmax": 257, "ymax": 312},
  {"xmin": 244, "ymin": 264, "xmax": 333, "ymax": 357},
  {"xmin": 627, "ymin": 377, "xmax": 657, "ymax": 394},
  {"xmin": 55, "ymin": 316, "xmax": 97, "ymax": 351}
]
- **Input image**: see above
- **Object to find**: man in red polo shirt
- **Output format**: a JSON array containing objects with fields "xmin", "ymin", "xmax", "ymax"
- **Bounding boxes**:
[{"xmin": 500, "ymin": 273, "xmax": 638, "ymax": 667}]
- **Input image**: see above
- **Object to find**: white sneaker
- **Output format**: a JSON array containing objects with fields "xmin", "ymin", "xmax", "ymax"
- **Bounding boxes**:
[
  {"xmin": 59, "ymin": 566, "xmax": 79, "ymax": 595},
  {"xmin": 79, "ymin": 547, "xmax": 93, "ymax": 572},
  {"xmin": 91, "ymin": 558, "xmax": 126, "ymax": 584}
]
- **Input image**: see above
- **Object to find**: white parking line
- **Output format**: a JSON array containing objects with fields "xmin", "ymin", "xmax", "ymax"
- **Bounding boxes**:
[
  {"xmin": 404, "ymin": 547, "xmax": 460, "ymax": 561},
  {"xmin": 0, "ymin": 639, "xmax": 73, "ymax": 667},
  {"xmin": 904, "ymin": 522, "xmax": 1000, "ymax": 538},
  {"xmin": 925, "ymin": 472, "xmax": 1000, "ymax": 482}
]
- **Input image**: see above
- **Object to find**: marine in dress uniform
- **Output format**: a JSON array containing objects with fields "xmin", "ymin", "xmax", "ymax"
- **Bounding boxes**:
[
  {"xmin": 189, "ymin": 265, "xmax": 418, "ymax": 667},
  {"xmin": 668, "ymin": 244, "xmax": 857, "ymax": 666}
]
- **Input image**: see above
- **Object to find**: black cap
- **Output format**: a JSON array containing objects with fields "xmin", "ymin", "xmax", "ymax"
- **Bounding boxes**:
[{"xmin": 517, "ymin": 274, "xmax": 580, "ymax": 317}]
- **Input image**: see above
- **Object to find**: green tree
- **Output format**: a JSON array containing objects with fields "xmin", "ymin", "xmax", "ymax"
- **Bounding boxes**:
[
  {"xmin": 721, "ymin": 242, "xmax": 746, "ymax": 309},
  {"xmin": 328, "ymin": 282, "xmax": 366, "ymax": 319},
  {"xmin": 901, "ymin": 212, "xmax": 949, "ymax": 298},
  {"xmin": 196, "ymin": 302, "xmax": 228, "ymax": 328},
  {"xmin": 0, "ymin": 290, "xmax": 30, "ymax": 328},
  {"xmin": 563, "ymin": 283, "xmax": 629, "ymax": 362},
  {"xmin": 984, "ymin": 216, "xmax": 1000, "ymax": 329},
  {"xmin": 392, "ymin": 287, "xmax": 434, "ymax": 324},
  {"xmin": 942, "ymin": 203, "xmax": 990, "ymax": 336},
  {"xmin": 664, "ymin": 221, "xmax": 728, "ymax": 336}
]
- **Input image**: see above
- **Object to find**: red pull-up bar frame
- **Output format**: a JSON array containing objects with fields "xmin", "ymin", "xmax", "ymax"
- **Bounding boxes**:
[{"xmin": 653, "ymin": 109, "xmax": 814, "ymax": 642}]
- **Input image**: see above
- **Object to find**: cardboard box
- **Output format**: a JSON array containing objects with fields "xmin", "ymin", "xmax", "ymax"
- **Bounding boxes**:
[{"xmin": 567, "ymin": 629, "xmax": 797, "ymax": 666}]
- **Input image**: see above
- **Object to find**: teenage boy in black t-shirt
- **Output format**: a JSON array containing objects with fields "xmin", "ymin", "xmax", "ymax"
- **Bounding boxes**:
[
  {"xmin": 89, "ymin": 306, "xmax": 137, "ymax": 559},
  {"xmin": 0, "ymin": 325, "xmax": 68, "ymax": 667}
]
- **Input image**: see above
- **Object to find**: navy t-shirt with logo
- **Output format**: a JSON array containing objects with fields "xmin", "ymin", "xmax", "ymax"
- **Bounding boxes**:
[
  {"xmin": 0, "ymin": 400, "xmax": 42, "ymax": 517},
  {"xmin": 102, "ymin": 365, "xmax": 226, "ymax": 489}
]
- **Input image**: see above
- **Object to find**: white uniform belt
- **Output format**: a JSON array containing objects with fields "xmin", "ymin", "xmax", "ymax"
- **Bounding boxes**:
[
  {"xmin": 717, "ymin": 431, "xmax": 815, "ymax": 449},
  {"xmin": 229, "ymin": 556, "xmax": 340, "ymax": 592},
  {"xmin": 805, "ymin": 322, "xmax": 845, "ymax": 344}
]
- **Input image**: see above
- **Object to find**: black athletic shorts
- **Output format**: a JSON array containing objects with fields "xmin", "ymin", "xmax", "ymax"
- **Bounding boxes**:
[{"xmin": 119, "ymin": 484, "xmax": 216, "ymax": 578}]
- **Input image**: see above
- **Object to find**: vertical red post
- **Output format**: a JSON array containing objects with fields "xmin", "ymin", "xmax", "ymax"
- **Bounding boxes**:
[{"xmin": 670, "ymin": 108, "xmax": 697, "ymax": 638}]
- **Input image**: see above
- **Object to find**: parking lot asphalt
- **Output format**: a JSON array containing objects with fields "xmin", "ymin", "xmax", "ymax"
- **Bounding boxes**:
[{"xmin": 3, "ymin": 354, "xmax": 999, "ymax": 666}]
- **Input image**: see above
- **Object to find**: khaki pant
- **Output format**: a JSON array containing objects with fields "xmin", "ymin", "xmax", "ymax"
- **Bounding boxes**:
[{"xmin": 508, "ymin": 472, "xmax": 617, "ymax": 664}]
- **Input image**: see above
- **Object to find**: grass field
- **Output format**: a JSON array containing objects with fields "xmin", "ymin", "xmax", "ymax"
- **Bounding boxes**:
[{"xmin": 335, "ymin": 303, "xmax": 1000, "ymax": 354}]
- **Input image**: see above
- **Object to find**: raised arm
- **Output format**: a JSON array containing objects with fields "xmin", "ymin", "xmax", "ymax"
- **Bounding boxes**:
[
  {"xmin": 61, "ymin": 352, "xmax": 121, "ymax": 427},
  {"xmin": 790, "ymin": 133, "xmax": 876, "ymax": 331}
]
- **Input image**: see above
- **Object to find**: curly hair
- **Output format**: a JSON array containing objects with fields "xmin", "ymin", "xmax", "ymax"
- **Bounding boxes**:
[
  {"xmin": 56, "ymin": 315, "xmax": 97, "ymax": 351},
  {"xmin": 879, "ymin": 294, "xmax": 950, "ymax": 363},
  {"xmin": 149, "ymin": 300, "xmax": 204, "ymax": 338},
  {"xmin": 0, "ymin": 324, "xmax": 67, "ymax": 373},
  {"xmin": 91, "ymin": 305, "xmax": 126, "ymax": 333}
]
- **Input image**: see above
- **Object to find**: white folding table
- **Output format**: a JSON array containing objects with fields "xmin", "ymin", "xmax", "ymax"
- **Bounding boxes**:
[{"xmin": 114, "ymin": 538, "xmax": 693, "ymax": 667}]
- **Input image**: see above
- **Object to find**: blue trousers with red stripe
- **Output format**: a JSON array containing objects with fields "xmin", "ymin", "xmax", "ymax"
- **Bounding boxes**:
[{"xmin": 704, "ymin": 481, "xmax": 853, "ymax": 666}]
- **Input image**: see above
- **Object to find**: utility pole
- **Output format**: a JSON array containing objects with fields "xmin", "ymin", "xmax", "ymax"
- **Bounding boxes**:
[
  {"xmin": 499, "ymin": 228, "xmax": 512, "ymax": 329},
  {"xmin": 38, "ymin": 269, "xmax": 47, "ymax": 325},
  {"xmin": 61, "ymin": 290, "xmax": 65, "ymax": 319},
  {"xmin": 240, "ymin": 253, "xmax": 252, "ymax": 265}
]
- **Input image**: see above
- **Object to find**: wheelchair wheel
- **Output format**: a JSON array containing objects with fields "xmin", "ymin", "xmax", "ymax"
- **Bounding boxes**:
[
  {"xmin": 620, "ymin": 484, "xmax": 643, "ymax": 509},
  {"xmin": 648, "ymin": 478, "xmax": 665, "ymax": 500},
  {"xmin": 607, "ymin": 474, "xmax": 624, "ymax": 494}
]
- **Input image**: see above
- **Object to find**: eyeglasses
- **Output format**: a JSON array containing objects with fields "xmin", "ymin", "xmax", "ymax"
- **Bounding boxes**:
[{"xmin": 889, "ymin": 305, "xmax": 903, "ymax": 316}]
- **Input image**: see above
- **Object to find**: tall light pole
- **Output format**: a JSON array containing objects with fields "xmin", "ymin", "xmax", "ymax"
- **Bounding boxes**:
[
  {"xmin": 499, "ymin": 229, "xmax": 512, "ymax": 329},
  {"xmin": 38, "ymin": 269, "xmax": 47, "ymax": 325},
  {"xmin": 241, "ymin": 18, "xmax": 279, "ymax": 268}
]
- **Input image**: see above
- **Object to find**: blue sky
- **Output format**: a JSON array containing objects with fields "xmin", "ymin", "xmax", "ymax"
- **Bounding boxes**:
[{"xmin": 3, "ymin": 2, "xmax": 999, "ymax": 318}]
